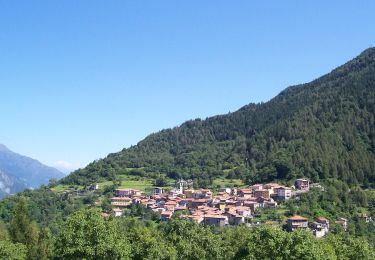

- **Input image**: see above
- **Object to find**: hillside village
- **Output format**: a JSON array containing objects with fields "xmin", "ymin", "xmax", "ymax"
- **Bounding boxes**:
[{"xmin": 106, "ymin": 178, "xmax": 347, "ymax": 238}]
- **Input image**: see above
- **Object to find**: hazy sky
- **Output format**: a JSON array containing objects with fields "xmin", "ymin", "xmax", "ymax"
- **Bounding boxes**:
[{"xmin": 0, "ymin": 1, "xmax": 374, "ymax": 173}]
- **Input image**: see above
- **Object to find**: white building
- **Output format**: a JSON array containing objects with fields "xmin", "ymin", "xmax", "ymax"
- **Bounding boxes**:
[
  {"xmin": 112, "ymin": 208, "xmax": 123, "ymax": 217},
  {"xmin": 311, "ymin": 217, "xmax": 329, "ymax": 238},
  {"xmin": 219, "ymin": 187, "xmax": 232, "ymax": 194},
  {"xmin": 277, "ymin": 187, "xmax": 292, "ymax": 200}
]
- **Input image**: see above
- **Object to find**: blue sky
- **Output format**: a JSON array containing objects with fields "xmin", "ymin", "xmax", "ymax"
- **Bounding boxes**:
[{"xmin": 0, "ymin": 1, "xmax": 374, "ymax": 173}]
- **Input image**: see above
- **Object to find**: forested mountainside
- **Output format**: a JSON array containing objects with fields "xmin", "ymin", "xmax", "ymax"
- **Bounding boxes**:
[
  {"xmin": 0, "ymin": 145, "xmax": 64, "ymax": 197},
  {"xmin": 63, "ymin": 48, "xmax": 375, "ymax": 188}
]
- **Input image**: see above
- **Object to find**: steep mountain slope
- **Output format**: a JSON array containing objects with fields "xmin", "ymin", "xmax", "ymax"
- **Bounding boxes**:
[
  {"xmin": 0, "ymin": 169, "xmax": 28, "ymax": 198},
  {"xmin": 63, "ymin": 48, "xmax": 375, "ymax": 187},
  {"xmin": 0, "ymin": 144, "xmax": 65, "ymax": 197}
]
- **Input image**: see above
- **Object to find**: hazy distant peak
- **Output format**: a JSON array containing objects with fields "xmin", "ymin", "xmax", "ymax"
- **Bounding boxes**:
[
  {"xmin": 0, "ymin": 144, "xmax": 65, "ymax": 198},
  {"xmin": 0, "ymin": 144, "xmax": 10, "ymax": 152}
]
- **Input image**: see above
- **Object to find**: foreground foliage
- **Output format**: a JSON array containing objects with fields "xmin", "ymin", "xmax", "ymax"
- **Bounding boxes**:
[
  {"xmin": 55, "ymin": 209, "xmax": 131, "ymax": 259},
  {"xmin": 0, "ymin": 200, "xmax": 374, "ymax": 260}
]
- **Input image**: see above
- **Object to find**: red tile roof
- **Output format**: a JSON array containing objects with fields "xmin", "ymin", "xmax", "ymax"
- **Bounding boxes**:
[
  {"xmin": 111, "ymin": 197, "xmax": 132, "ymax": 201},
  {"xmin": 288, "ymin": 215, "xmax": 307, "ymax": 221},
  {"xmin": 161, "ymin": 211, "xmax": 173, "ymax": 217},
  {"xmin": 204, "ymin": 215, "xmax": 227, "ymax": 219}
]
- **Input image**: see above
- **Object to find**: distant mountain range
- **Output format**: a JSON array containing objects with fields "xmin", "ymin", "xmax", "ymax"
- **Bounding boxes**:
[
  {"xmin": 0, "ymin": 144, "xmax": 65, "ymax": 198},
  {"xmin": 62, "ymin": 48, "xmax": 375, "ymax": 188}
]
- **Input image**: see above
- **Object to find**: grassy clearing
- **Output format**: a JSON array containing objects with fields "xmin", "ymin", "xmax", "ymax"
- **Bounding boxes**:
[
  {"xmin": 50, "ymin": 184, "xmax": 69, "ymax": 192},
  {"xmin": 275, "ymin": 207, "xmax": 288, "ymax": 215},
  {"xmin": 119, "ymin": 179, "xmax": 154, "ymax": 191},
  {"xmin": 50, "ymin": 184, "xmax": 83, "ymax": 193},
  {"xmin": 213, "ymin": 178, "xmax": 245, "ymax": 188},
  {"xmin": 96, "ymin": 178, "xmax": 155, "ymax": 192}
]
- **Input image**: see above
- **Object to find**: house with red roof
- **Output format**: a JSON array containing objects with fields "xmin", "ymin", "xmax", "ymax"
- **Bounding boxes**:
[
  {"xmin": 161, "ymin": 211, "xmax": 173, "ymax": 221},
  {"xmin": 203, "ymin": 214, "xmax": 228, "ymax": 227},
  {"xmin": 287, "ymin": 216, "xmax": 308, "ymax": 231},
  {"xmin": 111, "ymin": 197, "xmax": 132, "ymax": 207}
]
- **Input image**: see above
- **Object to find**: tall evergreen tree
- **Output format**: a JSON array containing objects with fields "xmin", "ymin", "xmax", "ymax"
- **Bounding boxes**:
[
  {"xmin": 9, "ymin": 197, "xmax": 39, "ymax": 260},
  {"xmin": 9, "ymin": 197, "xmax": 33, "ymax": 245}
]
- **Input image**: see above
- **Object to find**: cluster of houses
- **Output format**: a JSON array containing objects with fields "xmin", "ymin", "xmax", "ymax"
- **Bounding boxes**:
[
  {"xmin": 107, "ymin": 178, "xmax": 357, "ymax": 237},
  {"xmin": 286, "ymin": 215, "xmax": 352, "ymax": 237},
  {"xmin": 109, "ymin": 178, "xmax": 313, "ymax": 227},
  {"xmin": 286, "ymin": 215, "xmax": 331, "ymax": 238}
]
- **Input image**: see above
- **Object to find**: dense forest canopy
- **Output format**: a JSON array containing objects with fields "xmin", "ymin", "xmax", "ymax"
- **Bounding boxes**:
[{"xmin": 63, "ymin": 48, "xmax": 375, "ymax": 188}]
